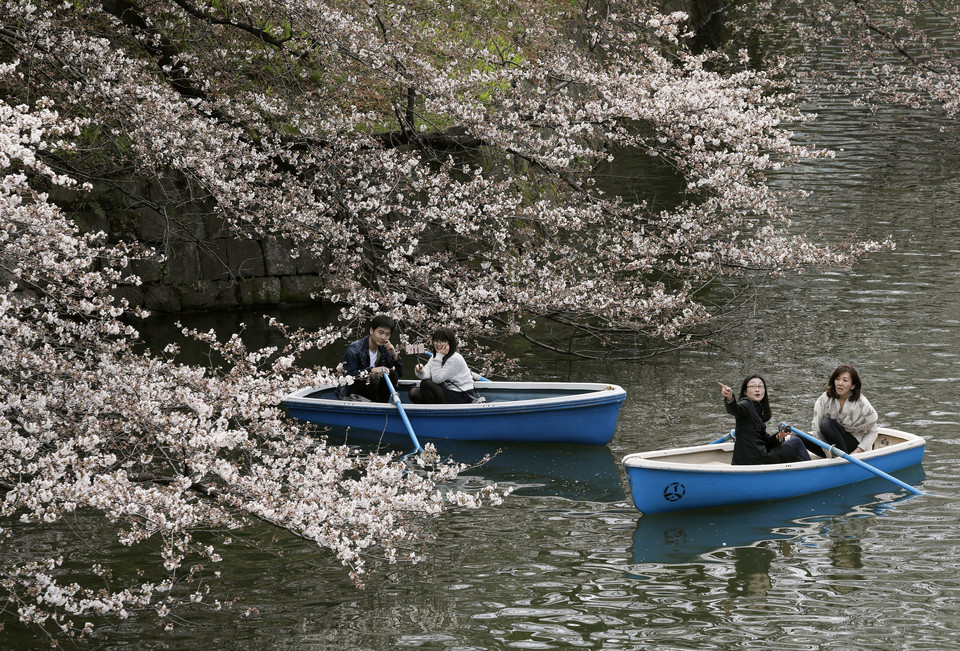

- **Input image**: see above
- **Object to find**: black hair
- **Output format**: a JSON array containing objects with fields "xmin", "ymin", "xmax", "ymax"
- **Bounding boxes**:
[
  {"xmin": 369, "ymin": 314, "xmax": 395, "ymax": 332},
  {"xmin": 431, "ymin": 327, "xmax": 457, "ymax": 365},
  {"xmin": 826, "ymin": 364, "xmax": 862, "ymax": 401},
  {"xmin": 739, "ymin": 374, "xmax": 772, "ymax": 422}
]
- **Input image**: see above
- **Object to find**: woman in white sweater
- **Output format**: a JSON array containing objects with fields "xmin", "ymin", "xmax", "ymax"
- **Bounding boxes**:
[
  {"xmin": 804, "ymin": 364, "xmax": 878, "ymax": 457},
  {"xmin": 408, "ymin": 327, "xmax": 478, "ymax": 404}
]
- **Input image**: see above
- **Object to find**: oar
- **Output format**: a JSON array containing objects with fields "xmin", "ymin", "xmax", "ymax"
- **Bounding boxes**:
[
  {"xmin": 710, "ymin": 429, "xmax": 736, "ymax": 444},
  {"xmin": 782, "ymin": 423, "xmax": 924, "ymax": 496},
  {"xmin": 382, "ymin": 373, "xmax": 423, "ymax": 453}
]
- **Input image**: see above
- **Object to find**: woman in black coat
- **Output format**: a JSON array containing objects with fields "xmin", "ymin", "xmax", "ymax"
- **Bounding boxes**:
[{"xmin": 719, "ymin": 375, "xmax": 810, "ymax": 465}]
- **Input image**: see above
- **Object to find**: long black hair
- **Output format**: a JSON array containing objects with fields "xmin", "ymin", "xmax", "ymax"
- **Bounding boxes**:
[
  {"xmin": 826, "ymin": 364, "xmax": 862, "ymax": 401},
  {"xmin": 431, "ymin": 327, "xmax": 458, "ymax": 366},
  {"xmin": 739, "ymin": 374, "xmax": 772, "ymax": 422}
]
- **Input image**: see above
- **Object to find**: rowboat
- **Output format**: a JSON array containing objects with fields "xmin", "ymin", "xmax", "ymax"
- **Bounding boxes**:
[
  {"xmin": 631, "ymin": 464, "xmax": 926, "ymax": 564},
  {"xmin": 622, "ymin": 427, "xmax": 925, "ymax": 514},
  {"xmin": 282, "ymin": 380, "xmax": 627, "ymax": 445}
]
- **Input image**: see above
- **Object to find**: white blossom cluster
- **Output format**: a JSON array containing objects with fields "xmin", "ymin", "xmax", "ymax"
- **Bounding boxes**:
[{"xmin": 0, "ymin": 65, "xmax": 502, "ymax": 643}]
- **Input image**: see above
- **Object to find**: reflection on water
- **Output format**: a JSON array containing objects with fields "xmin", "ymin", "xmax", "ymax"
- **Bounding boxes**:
[
  {"xmin": 726, "ymin": 546, "xmax": 775, "ymax": 597},
  {"xmin": 631, "ymin": 465, "xmax": 925, "ymax": 566},
  {"xmin": 828, "ymin": 531, "xmax": 863, "ymax": 571},
  {"xmin": 318, "ymin": 436, "xmax": 627, "ymax": 503},
  {"xmin": 455, "ymin": 443, "xmax": 625, "ymax": 503}
]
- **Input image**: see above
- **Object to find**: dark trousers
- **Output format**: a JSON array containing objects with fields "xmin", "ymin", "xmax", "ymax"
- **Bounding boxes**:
[
  {"xmin": 803, "ymin": 417, "xmax": 861, "ymax": 457},
  {"xmin": 779, "ymin": 436, "xmax": 812, "ymax": 462},
  {"xmin": 349, "ymin": 370, "xmax": 398, "ymax": 403},
  {"xmin": 409, "ymin": 378, "xmax": 446, "ymax": 404},
  {"xmin": 409, "ymin": 379, "xmax": 478, "ymax": 404}
]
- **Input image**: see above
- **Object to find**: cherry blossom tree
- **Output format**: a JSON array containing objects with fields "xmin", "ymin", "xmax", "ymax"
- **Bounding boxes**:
[
  {"xmin": 0, "ymin": 88, "xmax": 509, "ymax": 643},
  {"xmin": 3, "ymin": 0, "xmax": 944, "ymax": 643},
  {"xmin": 2, "ymin": 0, "xmax": 895, "ymax": 358}
]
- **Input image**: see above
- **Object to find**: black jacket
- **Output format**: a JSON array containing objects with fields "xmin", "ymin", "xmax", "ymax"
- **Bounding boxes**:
[
  {"xmin": 725, "ymin": 397, "xmax": 787, "ymax": 465},
  {"xmin": 336, "ymin": 335, "xmax": 404, "ymax": 398}
]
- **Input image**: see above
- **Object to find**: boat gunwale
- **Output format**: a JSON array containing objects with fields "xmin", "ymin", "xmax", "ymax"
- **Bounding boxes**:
[
  {"xmin": 621, "ymin": 428, "xmax": 925, "ymax": 474},
  {"xmin": 282, "ymin": 381, "xmax": 627, "ymax": 413}
]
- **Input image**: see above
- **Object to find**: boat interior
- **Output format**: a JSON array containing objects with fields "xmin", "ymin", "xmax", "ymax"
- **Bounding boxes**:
[
  {"xmin": 308, "ymin": 381, "xmax": 603, "ymax": 403},
  {"xmin": 636, "ymin": 430, "xmax": 915, "ymax": 466}
]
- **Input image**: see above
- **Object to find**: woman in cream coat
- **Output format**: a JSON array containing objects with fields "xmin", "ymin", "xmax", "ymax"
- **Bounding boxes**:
[{"xmin": 806, "ymin": 364, "xmax": 878, "ymax": 457}]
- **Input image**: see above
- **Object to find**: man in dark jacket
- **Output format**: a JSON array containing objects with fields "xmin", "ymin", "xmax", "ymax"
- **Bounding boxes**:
[{"xmin": 337, "ymin": 315, "xmax": 404, "ymax": 402}]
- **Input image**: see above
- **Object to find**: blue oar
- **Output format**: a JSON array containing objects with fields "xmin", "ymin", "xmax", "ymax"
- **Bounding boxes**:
[
  {"xmin": 382, "ymin": 374, "xmax": 422, "ymax": 453},
  {"xmin": 710, "ymin": 429, "xmax": 736, "ymax": 444},
  {"xmin": 782, "ymin": 423, "xmax": 924, "ymax": 496}
]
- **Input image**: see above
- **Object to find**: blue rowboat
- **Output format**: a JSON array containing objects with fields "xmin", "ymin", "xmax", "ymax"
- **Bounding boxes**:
[
  {"xmin": 622, "ymin": 427, "xmax": 925, "ymax": 514},
  {"xmin": 282, "ymin": 380, "xmax": 626, "ymax": 445},
  {"xmin": 631, "ymin": 464, "xmax": 926, "ymax": 564}
]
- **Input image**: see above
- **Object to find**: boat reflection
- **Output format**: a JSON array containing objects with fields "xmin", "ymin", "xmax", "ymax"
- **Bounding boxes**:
[
  {"xmin": 319, "ymin": 431, "xmax": 626, "ymax": 503},
  {"xmin": 455, "ymin": 442, "xmax": 625, "ymax": 503},
  {"xmin": 631, "ymin": 464, "xmax": 926, "ymax": 565}
]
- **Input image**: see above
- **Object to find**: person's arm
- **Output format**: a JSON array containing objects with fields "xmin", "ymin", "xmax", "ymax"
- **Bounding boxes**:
[
  {"xmin": 416, "ymin": 357, "xmax": 436, "ymax": 380},
  {"xmin": 724, "ymin": 396, "xmax": 748, "ymax": 418},
  {"xmin": 719, "ymin": 382, "xmax": 743, "ymax": 416},
  {"xmin": 426, "ymin": 354, "xmax": 469, "ymax": 385},
  {"xmin": 765, "ymin": 422, "xmax": 784, "ymax": 447},
  {"xmin": 811, "ymin": 393, "xmax": 827, "ymax": 435},
  {"xmin": 851, "ymin": 395, "xmax": 879, "ymax": 452},
  {"xmin": 388, "ymin": 346, "xmax": 404, "ymax": 377},
  {"xmin": 341, "ymin": 339, "xmax": 366, "ymax": 377},
  {"xmin": 372, "ymin": 344, "xmax": 404, "ymax": 377},
  {"xmin": 336, "ymin": 340, "xmax": 366, "ymax": 398}
]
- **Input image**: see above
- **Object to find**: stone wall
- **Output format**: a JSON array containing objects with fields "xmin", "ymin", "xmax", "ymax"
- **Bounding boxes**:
[{"xmin": 58, "ymin": 177, "xmax": 326, "ymax": 313}]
